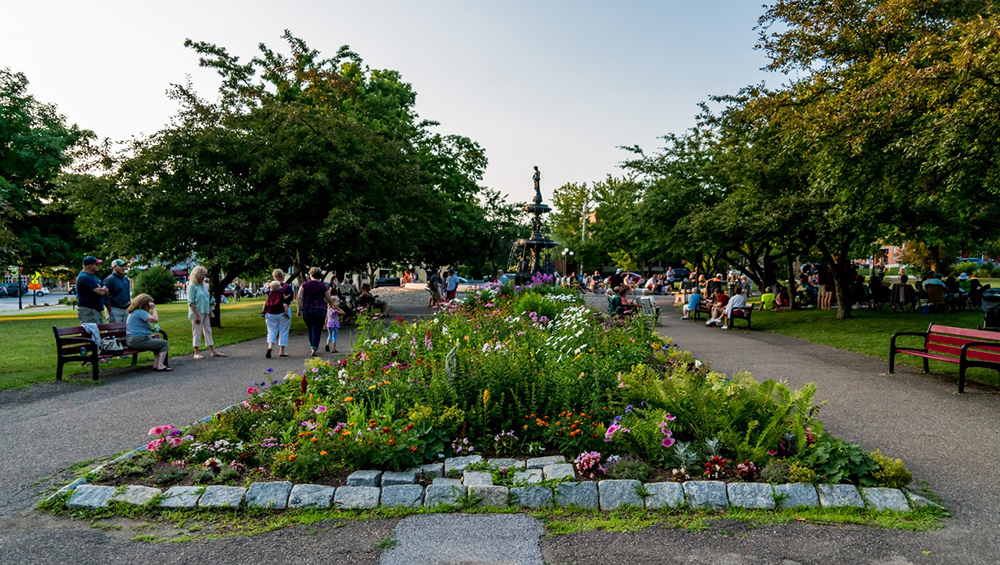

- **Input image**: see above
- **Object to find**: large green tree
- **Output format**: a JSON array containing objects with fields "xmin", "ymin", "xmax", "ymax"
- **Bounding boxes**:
[{"xmin": 1, "ymin": 68, "xmax": 94, "ymax": 269}]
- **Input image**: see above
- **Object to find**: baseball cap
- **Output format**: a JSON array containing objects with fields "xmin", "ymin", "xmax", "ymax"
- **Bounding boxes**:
[
  {"xmin": 82, "ymin": 256, "xmax": 103, "ymax": 266},
  {"xmin": 111, "ymin": 259, "xmax": 127, "ymax": 267}
]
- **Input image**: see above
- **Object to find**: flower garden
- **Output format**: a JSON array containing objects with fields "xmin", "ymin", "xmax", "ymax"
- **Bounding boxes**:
[{"xmin": 95, "ymin": 282, "xmax": 912, "ymax": 492}]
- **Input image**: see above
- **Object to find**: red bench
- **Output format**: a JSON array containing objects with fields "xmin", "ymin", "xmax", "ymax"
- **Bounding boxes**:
[
  {"xmin": 889, "ymin": 324, "xmax": 1000, "ymax": 393},
  {"xmin": 53, "ymin": 322, "xmax": 169, "ymax": 381}
]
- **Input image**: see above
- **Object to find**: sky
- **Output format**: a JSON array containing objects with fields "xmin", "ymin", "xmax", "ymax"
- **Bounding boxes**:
[{"xmin": 2, "ymin": 1, "xmax": 780, "ymax": 204}]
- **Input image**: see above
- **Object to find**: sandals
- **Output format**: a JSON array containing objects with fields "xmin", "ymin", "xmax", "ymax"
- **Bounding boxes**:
[
  {"xmin": 193, "ymin": 354, "xmax": 205, "ymax": 360},
  {"xmin": 155, "ymin": 366, "xmax": 174, "ymax": 372},
  {"xmin": 279, "ymin": 353, "xmax": 289, "ymax": 357},
  {"xmin": 211, "ymin": 352, "xmax": 227, "ymax": 357}
]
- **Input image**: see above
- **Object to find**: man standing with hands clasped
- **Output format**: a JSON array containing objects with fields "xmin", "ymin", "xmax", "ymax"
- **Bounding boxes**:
[
  {"xmin": 103, "ymin": 259, "xmax": 132, "ymax": 323},
  {"xmin": 76, "ymin": 256, "xmax": 108, "ymax": 324}
]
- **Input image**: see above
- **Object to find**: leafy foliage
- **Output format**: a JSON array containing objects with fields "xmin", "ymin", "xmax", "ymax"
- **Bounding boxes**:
[{"xmin": 132, "ymin": 267, "xmax": 177, "ymax": 305}]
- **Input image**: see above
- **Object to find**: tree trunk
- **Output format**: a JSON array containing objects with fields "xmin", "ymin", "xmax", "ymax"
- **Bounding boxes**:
[{"xmin": 210, "ymin": 265, "xmax": 222, "ymax": 328}]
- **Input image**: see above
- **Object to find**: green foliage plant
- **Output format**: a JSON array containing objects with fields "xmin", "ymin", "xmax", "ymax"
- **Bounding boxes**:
[
  {"xmin": 133, "ymin": 266, "xmax": 178, "ymax": 304},
  {"xmin": 871, "ymin": 450, "xmax": 913, "ymax": 488}
]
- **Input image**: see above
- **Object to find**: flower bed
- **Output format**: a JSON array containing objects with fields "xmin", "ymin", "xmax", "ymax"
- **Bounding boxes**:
[{"xmin": 91, "ymin": 282, "xmax": 912, "ymax": 491}]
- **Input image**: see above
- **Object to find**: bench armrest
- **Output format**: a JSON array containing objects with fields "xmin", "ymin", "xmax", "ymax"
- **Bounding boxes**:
[
  {"xmin": 960, "ymin": 341, "xmax": 1000, "ymax": 355},
  {"xmin": 890, "ymin": 331, "xmax": 927, "ymax": 352}
]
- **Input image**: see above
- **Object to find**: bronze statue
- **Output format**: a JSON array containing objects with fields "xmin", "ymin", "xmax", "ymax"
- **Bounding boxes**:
[{"xmin": 532, "ymin": 166, "xmax": 541, "ymax": 203}]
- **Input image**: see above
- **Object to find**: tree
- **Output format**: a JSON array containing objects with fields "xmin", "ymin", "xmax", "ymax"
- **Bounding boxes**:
[{"xmin": 0, "ymin": 68, "xmax": 94, "ymax": 268}]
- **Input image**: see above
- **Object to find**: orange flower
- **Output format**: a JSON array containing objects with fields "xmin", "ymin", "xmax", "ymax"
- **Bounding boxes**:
[
  {"xmin": 311, "ymin": 437, "xmax": 318, "ymax": 443},
  {"xmin": 382, "ymin": 427, "xmax": 390, "ymax": 433},
  {"xmin": 344, "ymin": 396, "xmax": 354, "ymax": 402},
  {"xmin": 523, "ymin": 425, "xmax": 529, "ymax": 430},
  {"xmin": 410, "ymin": 446, "xmax": 418, "ymax": 452},
  {"xmin": 289, "ymin": 454, "xmax": 297, "ymax": 461},
  {"xmin": 320, "ymin": 451, "xmax": 328, "ymax": 456},
  {"xmin": 388, "ymin": 438, "xmax": 396, "ymax": 446}
]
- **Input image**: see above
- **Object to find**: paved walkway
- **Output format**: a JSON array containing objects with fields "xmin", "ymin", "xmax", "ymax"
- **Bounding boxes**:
[{"xmin": 2, "ymin": 298, "xmax": 999, "ymax": 563}]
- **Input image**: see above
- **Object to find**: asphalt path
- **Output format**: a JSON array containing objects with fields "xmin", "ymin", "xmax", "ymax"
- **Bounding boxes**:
[{"xmin": 2, "ymin": 298, "xmax": 999, "ymax": 563}]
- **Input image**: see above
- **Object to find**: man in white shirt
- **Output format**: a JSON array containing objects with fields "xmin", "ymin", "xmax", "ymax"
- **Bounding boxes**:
[
  {"xmin": 445, "ymin": 271, "xmax": 460, "ymax": 300},
  {"xmin": 720, "ymin": 286, "xmax": 747, "ymax": 330}
]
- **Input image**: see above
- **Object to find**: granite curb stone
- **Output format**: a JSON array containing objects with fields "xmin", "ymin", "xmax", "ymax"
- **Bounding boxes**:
[
  {"xmin": 817, "ymin": 484, "xmax": 864, "ymax": 508},
  {"xmin": 513, "ymin": 469, "xmax": 542, "ymax": 484},
  {"xmin": 67, "ymin": 485, "xmax": 116, "ymax": 509},
  {"xmin": 774, "ymin": 483, "xmax": 819, "ymax": 509},
  {"xmin": 335, "ymin": 486, "xmax": 380, "ymax": 509},
  {"xmin": 555, "ymin": 481, "xmax": 599, "ymax": 509},
  {"xmin": 598, "ymin": 480, "xmax": 643, "ymax": 511},
  {"xmin": 381, "ymin": 470, "xmax": 418, "ymax": 486},
  {"xmin": 198, "ymin": 486, "xmax": 246, "ymax": 508},
  {"xmin": 444, "ymin": 455, "xmax": 482, "ymax": 475},
  {"xmin": 727, "ymin": 482, "xmax": 775, "ymax": 509},
  {"xmin": 488, "ymin": 458, "xmax": 525, "ymax": 470},
  {"xmin": 644, "ymin": 482, "xmax": 685, "ymax": 509},
  {"xmin": 381, "ymin": 485, "xmax": 424, "ymax": 508},
  {"xmin": 684, "ymin": 481, "xmax": 728, "ymax": 510},
  {"xmin": 416, "ymin": 463, "xmax": 444, "ymax": 479},
  {"xmin": 906, "ymin": 491, "xmax": 943, "ymax": 510},
  {"xmin": 510, "ymin": 486, "xmax": 553, "ymax": 509},
  {"xmin": 246, "ymin": 481, "xmax": 293, "ymax": 509},
  {"xmin": 288, "ymin": 484, "xmax": 336, "ymax": 509},
  {"xmin": 542, "ymin": 463, "xmax": 575, "ymax": 481},
  {"xmin": 158, "ymin": 486, "xmax": 203, "ymax": 508},
  {"xmin": 463, "ymin": 471, "xmax": 494, "ymax": 486},
  {"xmin": 863, "ymin": 487, "xmax": 910, "ymax": 512},
  {"xmin": 526, "ymin": 455, "xmax": 565, "ymax": 469},
  {"xmin": 113, "ymin": 485, "xmax": 161, "ymax": 506},
  {"xmin": 469, "ymin": 485, "xmax": 509, "ymax": 507},
  {"xmin": 425, "ymin": 484, "xmax": 464, "ymax": 507},
  {"xmin": 347, "ymin": 470, "xmax": 383, "ymax": 487}
]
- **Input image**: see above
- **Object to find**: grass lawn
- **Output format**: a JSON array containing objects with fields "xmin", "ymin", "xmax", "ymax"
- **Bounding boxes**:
[
  {"xmin": 0, "ymin": 298, "xmax": 303, "ymax": 391},
  {"xmin": 746, "ymin": 305, "xmax": 999, "ymax": 388}
]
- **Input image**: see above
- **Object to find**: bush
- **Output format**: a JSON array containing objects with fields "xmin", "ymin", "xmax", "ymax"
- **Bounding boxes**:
[
  {"xmin": 133, "ymin": 266, "xmax": 177, "ymax": 304},
  {"xmin": 871, "ymin": 450, "xmax": 913, "ymax": 488},
  {"xmin": 761, "ymin": 459, "xmax": 790, "ymax": 483},
  {"xmin": 953, "ymin": 262, "xmax": 979, "ymax": 276},
  {"xmin": 977, "ymin": 269, "xmax": 993, "ymax": 279},
  {"xmin": 605, "ymin": 455, "xmax": 653, "ymax": 481}
]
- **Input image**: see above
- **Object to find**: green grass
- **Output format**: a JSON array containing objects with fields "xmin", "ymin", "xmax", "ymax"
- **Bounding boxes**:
[
  {"xmin": 0, "ymin": 298, "xmax": 305, "ymax": 391},
  {"xmin": 744, "ymin": 306, "xmax": 999, "ymax": 387}
]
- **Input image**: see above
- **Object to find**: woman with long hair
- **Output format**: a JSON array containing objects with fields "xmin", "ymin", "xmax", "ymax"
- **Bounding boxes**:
[
  {"xmin": 187, "ymin": 266, "xmax": 226, "ymax": 360},
  {"xmin": 125, "ymin": 293, "xmax": 171, "ymax": 371}
]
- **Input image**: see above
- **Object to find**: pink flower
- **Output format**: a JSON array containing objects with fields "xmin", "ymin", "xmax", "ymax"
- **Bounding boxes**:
[
  {"xmin": 662, "ymin": 436, "xmax": 675, "ymax": 448},
  {"xmin": 314, "ymin": 405, "xmax": 327, "ymax": 414},
  {"xmin": 148, "ymin": 425, "xmax": 175, "ymax": 436},
  {"xmin": 311, "ymin": 368, "xmax": 320, "ymax": 373},
  {"xmin": 146, "ymin": 438, "xmax": 164, "ymax": 451},
  {"xmin": 663, "ymin": 413, "xmax": 676, "ymax": 421},
  {"xmin": 247, "ymin": 387, "xmax": 259, "ymax": 395},
  {"xmin": 167, "ymin": 437, "xmax": 183, "ymax": 447}
]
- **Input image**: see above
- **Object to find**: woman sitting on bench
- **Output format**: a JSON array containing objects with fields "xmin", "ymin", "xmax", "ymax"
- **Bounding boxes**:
[{"xmin": 126, "ymin": 293, "xmax": 171, "ymax": 371}]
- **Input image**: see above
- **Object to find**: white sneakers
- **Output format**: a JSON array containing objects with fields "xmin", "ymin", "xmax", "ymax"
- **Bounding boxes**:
[
  {"xmin": 706, "ymin": 318, "xmax": 718, "ymax": 327},
  {"xmin": 721, "ymin": 325, "xmax": 729, "ymax": 330},
  {"xmin": 681, "ymin": 316, "xmax": 689, "ymax": 320}
]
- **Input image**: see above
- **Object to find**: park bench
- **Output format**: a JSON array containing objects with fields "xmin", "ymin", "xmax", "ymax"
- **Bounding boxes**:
[
  {"xmin": 889, "ymin": 324, "xmax": 1000, "ymax": 393},
  {"xmin": 53, "ymin": 322, "xmax": 169, "ymax": 381}
]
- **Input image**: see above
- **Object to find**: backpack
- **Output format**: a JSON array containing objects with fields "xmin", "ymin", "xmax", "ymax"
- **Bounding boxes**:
[{"xmin": 264, "ymin": 290, "xmax": 285, "ymax": 314}]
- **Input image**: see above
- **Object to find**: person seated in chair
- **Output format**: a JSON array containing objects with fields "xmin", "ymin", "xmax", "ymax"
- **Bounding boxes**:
[
  {"xmin": 609, "ymin": 286, "xmax": 635, "ymax": 317},
  {"xmin": 890, "ymin": 274, "xmax": 918, "ymax": 312},
  {"xmin": 357, "ymin": 284, "xmax": 387, "ymax": 315},
  {"xmin": 719, "ymin": 285, "xmax": 748, "ymax": 329},
  {"xmin": 681, "ymin": 287, "xmax": 702, "ymax": 320}
]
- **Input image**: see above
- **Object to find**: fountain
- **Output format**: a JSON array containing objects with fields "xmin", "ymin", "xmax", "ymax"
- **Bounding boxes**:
[{"xmin": 514, "ymin": 166, "xmax": 558, "ymax": 281}]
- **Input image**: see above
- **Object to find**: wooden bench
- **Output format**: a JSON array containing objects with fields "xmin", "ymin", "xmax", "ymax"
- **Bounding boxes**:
[
  {"xmin": 691, "ymin": 301, "xmax": 752, "ymax": 329},
  {"xmin": 53, "ymin": 322, "xmax": 169, "ymax": 381},
  {"xmin": 889, "ymin": 324, "xmax": 1000, "ymax": 393}
]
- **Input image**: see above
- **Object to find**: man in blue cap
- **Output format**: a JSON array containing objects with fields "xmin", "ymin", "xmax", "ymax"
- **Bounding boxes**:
[
  {"xmin": 76, "ymin": 256, "xmax": 108, "ymax": 324},
  {"xmin": 103, "ymin": 259, "xmax": 132, "ymax": 323}
]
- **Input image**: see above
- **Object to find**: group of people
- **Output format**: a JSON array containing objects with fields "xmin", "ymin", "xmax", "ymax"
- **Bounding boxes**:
[
  {"xmin": 426, "ymin": 270, "xmax": 460, "ymax": 306},
  {"xmin": 75, "ymin": 257, "xmax": 227, "ymax": 372},
  {"xmin": 680, "ymin": 279, "xmax": 748, "ymax": 330}
]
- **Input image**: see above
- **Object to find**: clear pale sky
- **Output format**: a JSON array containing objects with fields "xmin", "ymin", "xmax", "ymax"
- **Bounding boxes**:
[{"xmin": 2, "ymin": 1, "xmax": 778, "ymax": 204}]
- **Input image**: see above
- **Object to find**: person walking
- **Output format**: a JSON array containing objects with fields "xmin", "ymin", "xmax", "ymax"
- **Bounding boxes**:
[
  {"xmin": 103, "ymin": 259, "xmax": 132, "ymax": 323},
  {"xmin": 76, "ymin": 256, "xmax": 108, "ymax": 324},
  {"xmin": 261, "ymin": 281, "xmax": 289, "ymax": 358},
  {"xmin": 297, "ymin": 267, "xmax": 336, "ymax": 357},
  {"xmin": 445, "ymin": 270, "xmax": 459, "ymax": 301},
  {"xmin": 187, "ymin": 266, "xmax": 226, "ymax": 359},
  {"xmin": 325, "ymin": 296, "xmax": 345, "ymax": 353},
  {"xmin": 271, "ymin": 269, "xmax": 294, "ymax": 349},
  {"xmin": 125, "ymin": 293, "xmax": 171, "ymax": 371}
]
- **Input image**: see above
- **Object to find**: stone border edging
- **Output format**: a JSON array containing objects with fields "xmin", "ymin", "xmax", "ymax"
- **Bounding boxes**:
[{"xmin": 60, "ymin": 453, "xmax": 941, "ymax": 514}]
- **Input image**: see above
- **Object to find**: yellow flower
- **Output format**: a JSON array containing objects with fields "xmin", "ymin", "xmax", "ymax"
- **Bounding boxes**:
[
  {"xmin": 344, "ymin": 396, "xmax": 353, "ymax": 402},
  {"xmin": 369, "ymin": 385, "xmax": 376, "ymax": 390},
  {"xmin": 482, "ymin": 389, "xmax": 490, "ymax": 405}
]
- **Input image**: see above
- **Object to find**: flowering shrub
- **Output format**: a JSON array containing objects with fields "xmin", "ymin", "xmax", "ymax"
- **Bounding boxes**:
[{"xmin": 105, "ymin": 281, "xmax": 905, "ymax": 487}]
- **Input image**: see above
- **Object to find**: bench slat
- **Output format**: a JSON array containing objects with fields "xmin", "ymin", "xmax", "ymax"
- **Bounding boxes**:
[
  {"xmin": 928, "ymin": 324, "xmax": 1000, "ymax": 341},
  {"xmin": 928, "ymin": 333, "xmax": 1000, "ymax": 347}
]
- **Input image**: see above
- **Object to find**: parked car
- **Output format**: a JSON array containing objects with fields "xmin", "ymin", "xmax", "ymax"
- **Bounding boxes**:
[
  {"xmin": 373, "ymin": 277, "xmax": 401, "ymax": 288},
  {"xmin": 1, "ymin": 281, "xmax": 28, "ymax": 297},
  {"xmin": 34, "ymin": 286, "xmax": 51, "ymax": 297},
  {"xmin": 669, "ymin": 267, "xmax": 691, "ymax": 281}
]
